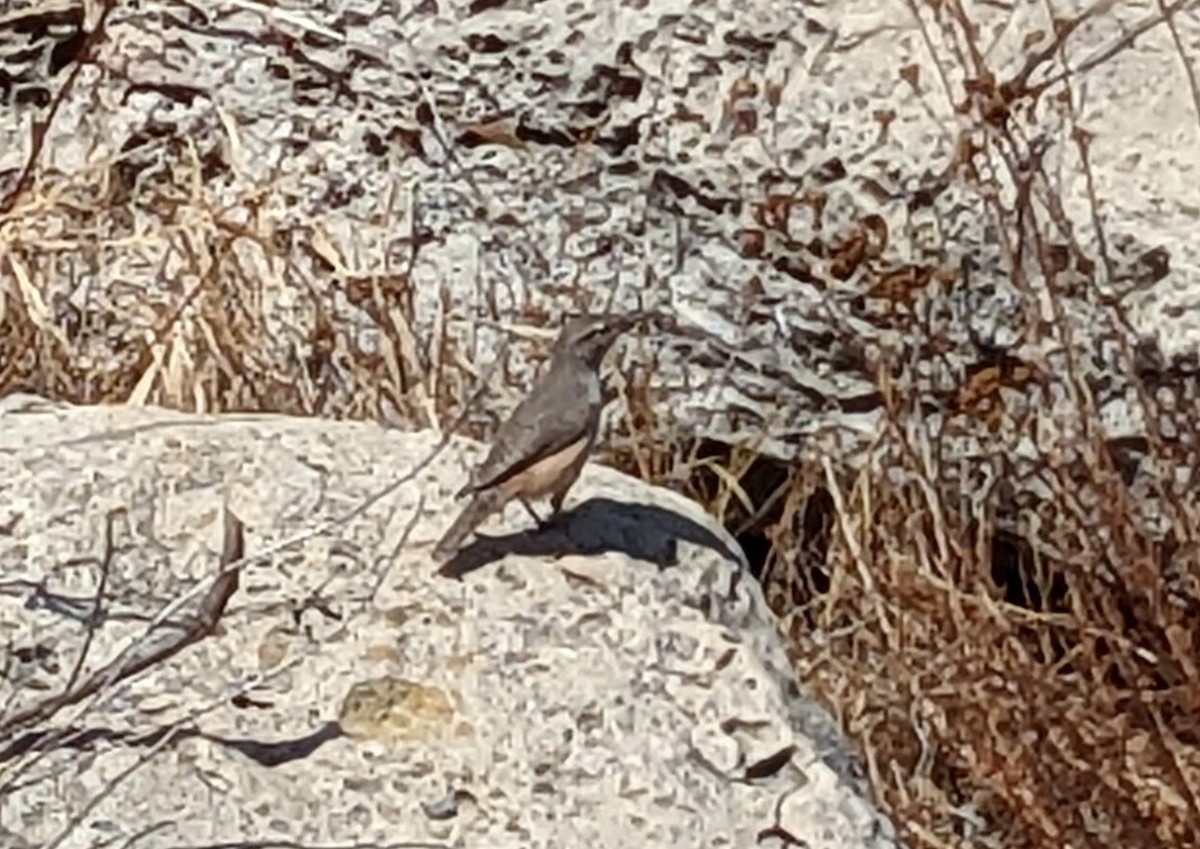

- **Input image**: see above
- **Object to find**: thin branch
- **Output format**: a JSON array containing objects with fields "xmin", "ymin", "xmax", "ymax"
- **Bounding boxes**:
[
  {"xmin": 0, "ymin": 0, "xmax": 121, "ymax": 215},
  {"xmin": 58, "ymin": 509, "xmax": 120, "ymax": 698},
  {"xmin": 0, "ymin": 508, "xmax": 243, "ymax": 746},
  {"xmin": 42, "ymin": 722, "xmax": 187, "ymax": 849},
  {"xmin": 1031, "ymin": 0, "xmax": 1198, "ymax": 95}
]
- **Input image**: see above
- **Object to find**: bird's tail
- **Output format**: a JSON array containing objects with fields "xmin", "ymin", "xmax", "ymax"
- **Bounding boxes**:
[{"xmin": 432, "ymin": 489, "xmax": 504, "ymax": 562}]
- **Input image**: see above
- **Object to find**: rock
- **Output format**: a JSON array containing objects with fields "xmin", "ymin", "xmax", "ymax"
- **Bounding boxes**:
[
  {"xmin": 2, "ymin": 0, "xmax": 1196, "ymax": 455},
  {"xmin": 0, "ymin": 397, "xmax": 899, "ymax": 849},
  {"xmin": 3, "ymin": 0, "xmax": 1198, "ymax": 566}
]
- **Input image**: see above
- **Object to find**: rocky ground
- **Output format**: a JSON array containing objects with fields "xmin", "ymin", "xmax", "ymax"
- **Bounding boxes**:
[
  {"xmin": 3, "ymin": 0, "xmax": 1199, "ymax": 846},
  {"xmin": 0, "ymin": 397, "xmax": 897, "ymax": 849}
]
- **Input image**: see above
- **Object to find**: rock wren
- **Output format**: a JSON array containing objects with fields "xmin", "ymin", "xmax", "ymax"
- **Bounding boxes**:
[{"xmin": 432, "ymin": 312, "xmax": 641, "ymax": 562}]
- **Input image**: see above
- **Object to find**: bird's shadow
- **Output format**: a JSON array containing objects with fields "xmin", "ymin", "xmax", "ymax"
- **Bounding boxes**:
[{"xmin": 437, "ymin": 496, "xmax": 745, "ymax": 579}]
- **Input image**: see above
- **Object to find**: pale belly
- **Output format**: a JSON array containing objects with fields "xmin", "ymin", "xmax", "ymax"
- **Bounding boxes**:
[{"xmin": 498, "ymin": 433, "xmax": 591, "ymax": 500}]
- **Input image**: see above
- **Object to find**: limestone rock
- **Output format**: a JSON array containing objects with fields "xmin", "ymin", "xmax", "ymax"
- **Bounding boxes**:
[
  {"xmin": 2, "ymin": 0, "xmax": 1197, "ymax": 560},
  {"xmin": 0, "ymin": 396, "xmax": 899, "ymax": 849},
  {"xmin": 2, "ymin": 0, "xmax": 1195, "ymax": 449}
]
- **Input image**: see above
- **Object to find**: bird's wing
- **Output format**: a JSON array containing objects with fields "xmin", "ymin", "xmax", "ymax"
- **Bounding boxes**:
[{"xmin": 462, "ymin": 364, "xmax": 593, "ymax": 495}]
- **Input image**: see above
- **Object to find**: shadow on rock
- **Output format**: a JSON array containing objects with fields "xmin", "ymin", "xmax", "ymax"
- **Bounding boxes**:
[
  {"xmin": 437, "ymin": 496, "xmax": 744, "ymax": 579},
  {"xmin": 0, "ymin": 720, "xmax": 342, "ymax": 767}
]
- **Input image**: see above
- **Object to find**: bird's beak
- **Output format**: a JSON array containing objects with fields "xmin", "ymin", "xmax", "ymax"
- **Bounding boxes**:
[{"xmin": 613, "ymin": 310, "xmax": 653, "ymax": 332}]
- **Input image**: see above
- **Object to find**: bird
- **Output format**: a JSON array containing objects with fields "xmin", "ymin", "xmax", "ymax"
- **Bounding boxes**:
[{"xmin": 432, "ymin": 311, "xmax": 644, "ymax": 562}]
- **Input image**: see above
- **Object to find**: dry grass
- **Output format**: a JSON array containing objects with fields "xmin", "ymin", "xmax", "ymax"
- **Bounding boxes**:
[
  {"xmin": 607, "ymin": 297, "xmax": 1200, "ymax": 849},
  {"xmin": 612, "ymin": 2, "xmax": 1200, "ymax": 845},
  {"xmin": 4, "ymin": 1, "xmax": 1200, "ymax": 847},
  {"xmin": 770, "ymin": 389, "xmax": 1200, "ymax": 847},
  {"xmin": 604, "ymin": 331, "xmax": 1200, "ymax": 848}
]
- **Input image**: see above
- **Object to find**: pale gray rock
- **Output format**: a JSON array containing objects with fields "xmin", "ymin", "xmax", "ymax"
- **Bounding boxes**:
[
  {"xmin": 1, "ymin": 0, "xmax": 1195, "ymax": 437},
  {"xmin": 2, "ymin": 0, "xmax": 1196, "ymax": 565},
  {"xmin": 0, "ymin": 397, "xmax": 899, "ymax": 849},
  {"xmin": 0, "ymin": 6, "xmax": 1191, "ymax": 841}
]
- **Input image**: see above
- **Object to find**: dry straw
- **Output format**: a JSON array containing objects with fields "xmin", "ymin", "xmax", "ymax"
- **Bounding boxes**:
[{"xmin": 3, "ymin": 0, "xmax": 1200, "ymax": 846}]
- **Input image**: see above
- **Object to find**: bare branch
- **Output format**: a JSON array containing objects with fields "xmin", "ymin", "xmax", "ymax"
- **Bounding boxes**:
[{"xmin": 0, "ymin": 509, "xmax": 243, "ymax": 747}]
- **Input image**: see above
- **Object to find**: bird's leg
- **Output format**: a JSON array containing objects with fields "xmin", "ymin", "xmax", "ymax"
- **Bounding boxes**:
[
  {"xmin": 518, "ymin": 498, "xmax": 549, "ymax": 528},
  {"xmin": 548, "ymin": 463, "xmax": 585, "ymax": 518}
]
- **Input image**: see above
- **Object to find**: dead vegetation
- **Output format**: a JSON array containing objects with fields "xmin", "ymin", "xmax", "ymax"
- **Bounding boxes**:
[
  {"xmin": 765, "ymin": 375, "xmax": 1200, "ymax": 848},
  {"xmin": 606, "ymin": 322, "xmax": 1200, "ymax": 848},
  {"xmin": 616, "ymin": 1, "xmax": 1200, "ymax": 845},
  {"xmin": 3, "ymin": 0, "xmax": 1200, "ymax": 847}
]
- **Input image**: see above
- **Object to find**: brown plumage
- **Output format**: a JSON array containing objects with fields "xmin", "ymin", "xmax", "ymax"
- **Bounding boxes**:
[{"xmin": 432, "ymin": 313, "xmax": 641, "ymax": 562}]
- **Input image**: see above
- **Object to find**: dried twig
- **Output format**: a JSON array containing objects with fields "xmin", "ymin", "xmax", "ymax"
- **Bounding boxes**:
[
  {"xmin": 57, "ymin": 509, "xmax": 119, "ymax": 701},
  {"xmin": 0, "ymin": 508, "xmax": 243, "ymax": 745},
  {"xmin": 0, "ymin": 0, "xmax": 121, "ymax": 215}
]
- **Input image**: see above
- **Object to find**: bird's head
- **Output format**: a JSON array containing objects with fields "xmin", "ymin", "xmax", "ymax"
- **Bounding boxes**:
[{"xmin": 552, "ymin": 311, "xmax": 646, "ymax": 370}]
